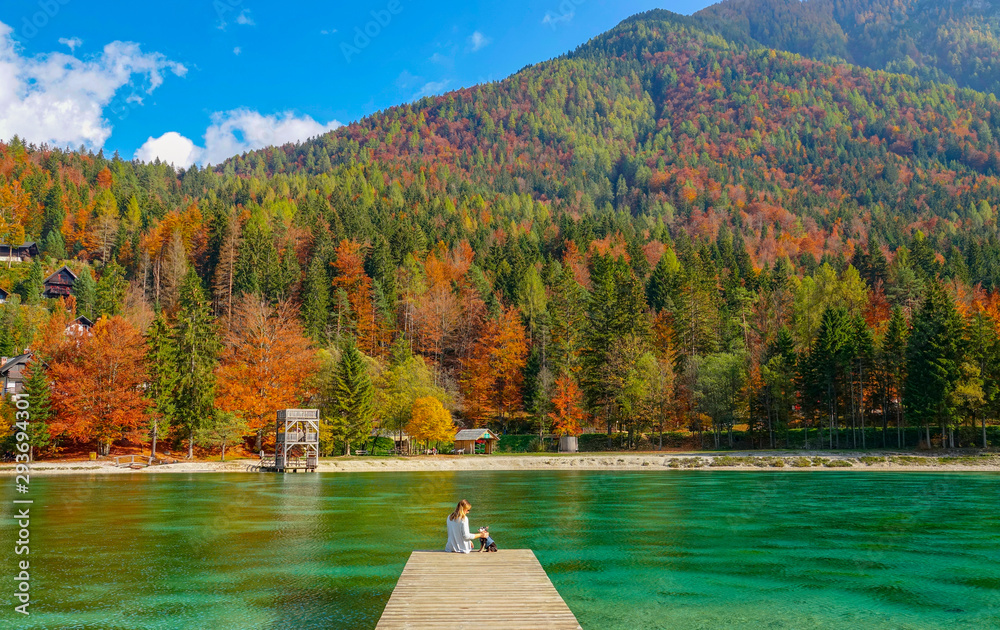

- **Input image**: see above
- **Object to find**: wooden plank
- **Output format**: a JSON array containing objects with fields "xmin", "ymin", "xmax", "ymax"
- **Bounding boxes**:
[{"xmin": 376, "ymin": 549, "xmax": 581, "ymax": 630}]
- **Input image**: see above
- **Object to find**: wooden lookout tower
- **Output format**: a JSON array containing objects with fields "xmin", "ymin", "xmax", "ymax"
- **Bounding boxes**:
[{"xmin": 258, "ymin": 409, "xmax": 319, "ymax": 472}]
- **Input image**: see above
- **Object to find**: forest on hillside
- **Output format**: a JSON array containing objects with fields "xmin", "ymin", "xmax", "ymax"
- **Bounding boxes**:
[
  {"xmin": 693, "ymin": 0, "xmax": 1000, "ymax": 97},
  {"xmin": 3, "ymin": 9, "xmax": 1000, "ymax": 458}
]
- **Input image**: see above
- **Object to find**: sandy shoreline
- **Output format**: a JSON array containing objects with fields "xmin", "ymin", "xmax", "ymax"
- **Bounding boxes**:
[{"xmin": 3, "ymin": 452, "xmax": 999, "ymax": 475}]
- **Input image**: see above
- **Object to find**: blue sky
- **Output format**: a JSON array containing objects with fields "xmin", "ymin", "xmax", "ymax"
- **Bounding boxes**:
[{"xmin": 0, "ymin": 0, "xmax": 714, "ymax": 167}]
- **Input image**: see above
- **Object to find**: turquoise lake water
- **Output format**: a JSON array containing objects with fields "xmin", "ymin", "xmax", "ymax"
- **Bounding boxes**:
[{"xmin": 1, "ymin": 471, "xmax": 998, "ymax": 629}]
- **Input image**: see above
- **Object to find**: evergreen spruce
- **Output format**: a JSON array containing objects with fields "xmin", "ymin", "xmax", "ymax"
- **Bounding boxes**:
[
  {"xmin": 24, "ymin": 259, "xmax": 44, "ymax": 304},
  {"xmin": 302, "ymin": 254, "xmax": 330, "ymax": 342},
  {"xmin": 145, "ymin": 313, "xmax": 178, "ymax": 456},
  {"xmin": 905, "ymin": 287, "xmax": 963, "ymax": 448},
  {"xmin": 73, "ymin": 266, "xmax": 97, "ymax": 320},
  {"xmin": 95, "ymin": 260, "xmax": 127, "ymax": 316},
  {"xmin": 329, "ymin": 338, "xmax": 375, "ymax": 455},
  {"xmin": 21, "ymin": 360, "xmax": 52, "ymax": 460},
  {"xmin": 172, "ymin": 270, "xmax": 221, "ymax": 458}
]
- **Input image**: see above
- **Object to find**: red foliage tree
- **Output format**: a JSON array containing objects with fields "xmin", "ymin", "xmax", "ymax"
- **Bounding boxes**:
[
  {"xmin": 48, "ymin": 316, "xmax": 151, "ymax": 455},
  {"xmin": 215, "ymin": 296, "xmax": 319, "ymax": 448}
]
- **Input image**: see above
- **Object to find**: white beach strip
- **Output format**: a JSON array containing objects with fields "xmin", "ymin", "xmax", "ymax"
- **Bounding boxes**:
[{"xmin": 3, "ymin": 452, "xmax": 999, "ymax": 475}]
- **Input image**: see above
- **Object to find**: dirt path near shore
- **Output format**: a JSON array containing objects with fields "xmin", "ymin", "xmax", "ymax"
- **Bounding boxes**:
[{"xmin": 3, "ymin": 452, "xmax": 999, "ymax": 475}]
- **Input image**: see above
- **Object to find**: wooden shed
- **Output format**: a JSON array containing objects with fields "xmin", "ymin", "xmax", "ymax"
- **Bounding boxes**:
[{"xmin": 454, "ymin": 428, "xmax": 500, "ymax": 455}]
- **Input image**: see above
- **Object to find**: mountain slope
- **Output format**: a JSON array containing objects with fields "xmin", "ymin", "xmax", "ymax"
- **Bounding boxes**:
[
  {"xmin": 226, "ymin": 10, "xmax": 1000, "ymax": 272},
  {"xmin": 693, "ymin": 0, "xmax": 1000, "ymax": 96}
]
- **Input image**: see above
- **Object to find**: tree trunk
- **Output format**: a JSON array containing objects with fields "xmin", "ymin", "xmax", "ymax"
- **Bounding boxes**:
[
  {"xmin": 255, "ymin": 428, "xmax": 262, "ymax": 452},
  {"xmin": 221, "ymin": 441, "xmax": 226, "ymax": 462},
  {"xmin": 151, "ymin": 421, "xmax": 158, "ymax": 458},
  {"xmin": 829, "ymin": 411, "xmax": 834, "ymax": 450},
  {"xmin": 984, "ymin": 415, "xmax": 988, "ymax": 450},
  {"xmin": 897, "ymin": 405, "xmax": 902, "ymax": 448},
  {"xmin": 189, "ymin": 428, "xmax": 194, "ymax": 459}
]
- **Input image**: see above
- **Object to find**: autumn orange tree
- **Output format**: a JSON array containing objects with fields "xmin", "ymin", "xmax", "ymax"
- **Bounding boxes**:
[
  {"xmin": 548, "ymin": 373, "xmax": 585, "ymax": 436},
  {"xmin": 215, "ymin": 296, "xmax": 318, "ymax": 451},
  {"xmin": 405, "ymin": 396, "xmax": 455, "ymax": 449},
  {"xmin": 332, "ymin": 239, "xmax": 387, "ymax": 356},
  {"xmin": 48, "ymin": 316, "xmax": 151, "ymax": 455},
  {"xmin": 460, "ymin": 306, "xmax": 528, "ymax": 429}
]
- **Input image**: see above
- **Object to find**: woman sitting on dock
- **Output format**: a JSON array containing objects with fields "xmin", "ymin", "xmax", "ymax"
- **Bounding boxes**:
[{"xmin": 445, "ymin": 499, "xmax": 488, "ymax": 553}]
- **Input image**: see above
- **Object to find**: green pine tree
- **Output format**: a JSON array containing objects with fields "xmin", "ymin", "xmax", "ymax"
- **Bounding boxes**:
[
  {"xmin": 906, "ymin": 287, "xmax": 963, "ymax": 448},
  {"xmin": 145, "ymin": 313, "xmax": 178, "ymax": 457},
  {"xmin": 95, "ymin": 260, "xmax": 127, "ymax": 316},
  {"xmin": 42, "ymin": 181, "xmax": 65, "ymax": 239},
  {"xmin": 880, "ymin": 307, "xmax": 909, "ymax": 447},
  {"xmin": 24, "ymin": 259, "xmax": 44, "ymax": 305},
  {"xmin": 42, "ymin": 230, "xmax": 66, "ymax": 260},
  {"xmin": 801, "ymin": 307, "xmax": 852, "ymax": 449},
  {"xmin": 328, "ymin": 338, "xmax": 375, "ymax": 455},
  {"xmin": 21, "ymin": 360, "xmax": 52, "ymax": 460},
  {"xmin": 302, "ymin": 254, "xmax": 330, "ymax": 342},
  {"xmin": 172, "ymin": 270, "xmax": 221, "ymax": 458},
  {"xmin": 73, "ymin": 266, "xmax": 97, "ymax": 320}
]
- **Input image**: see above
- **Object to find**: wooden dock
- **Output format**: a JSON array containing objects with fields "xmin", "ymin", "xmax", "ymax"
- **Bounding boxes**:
[{"xmin": 376, "ymin": 550, "xmax": 581, "ymax": 629}]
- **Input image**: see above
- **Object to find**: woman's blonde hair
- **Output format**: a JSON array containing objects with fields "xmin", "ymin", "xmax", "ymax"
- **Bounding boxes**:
[{"xmin": 449, "ymin": 499, "xmax": 471, "ymax": 521}]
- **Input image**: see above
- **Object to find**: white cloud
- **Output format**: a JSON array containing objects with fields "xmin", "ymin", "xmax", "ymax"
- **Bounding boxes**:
[
  {"xmin": 236, "ymin": 10, "xmax": 255, "ymax": 26},
  {"xmin": 58, "ymin": 37, "xmax": 82, "ymax": 52},
  {"xmin": 542, "ymin": 11, "xmax": 575, "ymax": 27},
  {"xmin": 414, "ymin": 80, "xmax": 449, "ymax": 100},
  {"xmin": 135, "ymin": 109, "xmax": 343, "ymax": 167},
  {"xmin": 0, "ymin": 21, "xmax": 186, "ymax": 150},
  {"xmin": 233, "ymin": 46, "xmax": 241, "ymax": 55},
  {"xmin": 134, "ymin": 131, "xmax": 199, "ymax": 167},
  {"xmin": 320, "ymin": 28, "xmax": 338, "ymax": 35},
  {"xmin": 467, "ymin": 31, "xmax": 491, "ymax": 52}
]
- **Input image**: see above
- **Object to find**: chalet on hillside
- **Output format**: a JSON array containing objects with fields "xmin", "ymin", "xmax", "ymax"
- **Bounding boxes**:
[
  {"xmin": 43, "ymin": 266, "xmax": 78, "ymax": 298},
  {"xmin": 0, "ymin": 242, "xmax": 39, "ymax": 264},
  {"xmin": 0, "ymin": 287, "xmax": 7, "ymax": 304},
  {"xmin": 0, "ymin": 353, "xmax": 32, "ymax": 396},
  {"xmin": 65, "ymin": 315, "xmax": 94, "ymax": 336}
]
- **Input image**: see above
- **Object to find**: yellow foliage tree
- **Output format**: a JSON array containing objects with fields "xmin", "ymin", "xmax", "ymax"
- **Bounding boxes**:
[{"xmin": 405, "ymin": 397, "xmax": 454, "ymax": 447}]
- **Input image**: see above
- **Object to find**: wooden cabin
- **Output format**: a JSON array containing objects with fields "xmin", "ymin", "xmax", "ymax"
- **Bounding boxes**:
[
  {"xmin": 0, "ymin": 242, "xmax": 39, "ymax": 264},
  {"xmin": 1, "ymin": 353, "xmax": 32, "ymax": 396},
  {"xmin": 43, "ymin": 266, "xmax": 77, "ymax": 298},
  {"xmin": 454, "ymin": 428, "xmax": 500, "ymax": 455}
]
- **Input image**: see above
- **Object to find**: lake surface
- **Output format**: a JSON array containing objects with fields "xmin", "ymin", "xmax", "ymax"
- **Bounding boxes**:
[{"xmin": 2, "ymin": 471, "xmax": 998, "ymax": 629}]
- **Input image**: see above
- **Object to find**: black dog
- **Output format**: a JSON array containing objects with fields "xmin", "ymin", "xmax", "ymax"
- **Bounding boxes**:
[{"xmin": 478, "ymin": 527, "xmax": 498, "ymax": 552}]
